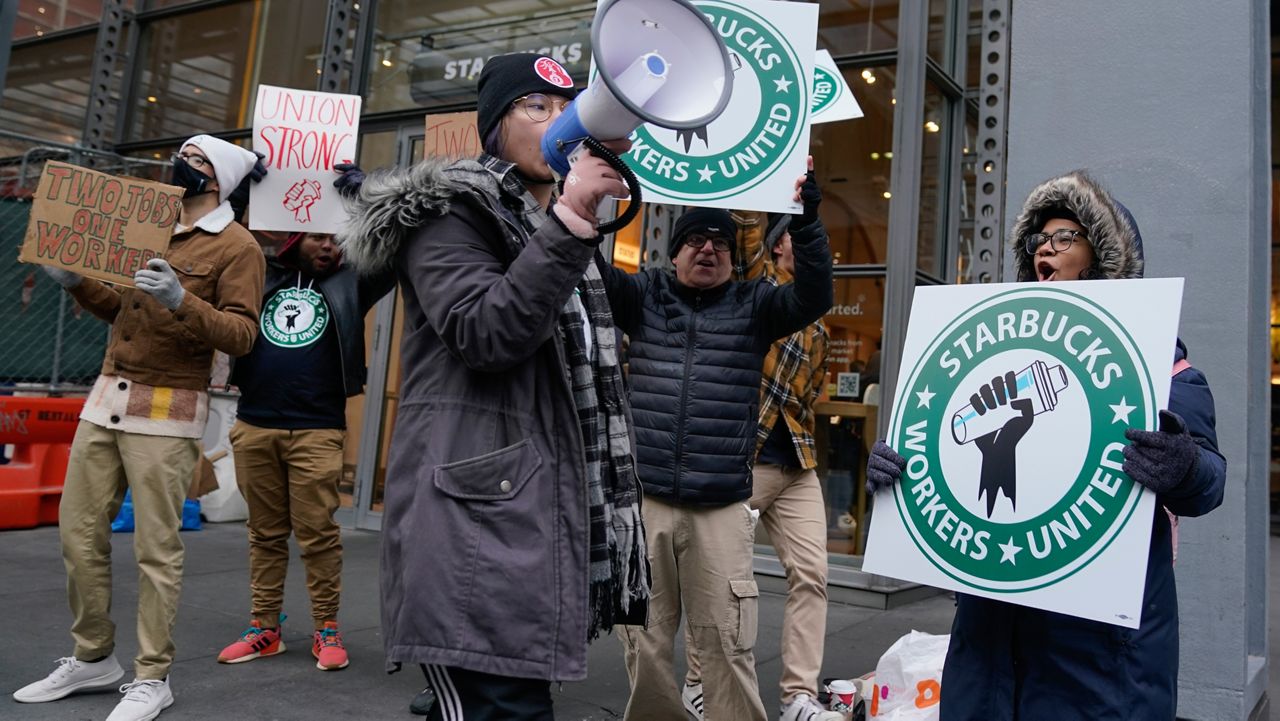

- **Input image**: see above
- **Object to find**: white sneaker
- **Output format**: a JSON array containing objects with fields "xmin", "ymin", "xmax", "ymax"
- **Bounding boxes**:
[
  {"xmin": 780, "ymin": 692, "xmax": 845, "ymax": 721},
  {"xmin": 105, "ymin": 677, "xmax": 174, "ymax": 721},
  {"xmin": 681, "ymin": 682, "xmax": 705, "ymax": 721},
  {"xmin": 12, "ymin": 655, "xmax": 125, "ymax": 703}
]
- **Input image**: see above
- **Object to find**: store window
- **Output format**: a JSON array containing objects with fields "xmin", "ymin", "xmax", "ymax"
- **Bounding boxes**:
[
  {"xmin": 366, "ymin": 0, "xmax": 593, "ymax": 114},
  {"xmin": 812, "ymin": 276, "xmax": 884, "ymax": 554},
  {"xmin": 814, "ymin": 63, "xmax": 895, "ymax": 266},
  {"xmin": 916, "ymin": 80, "xmax": 947, "ymax": 277},
  {"xmin": 0, "ymin": 32, "xmax": 96, "ymax": 152},
  {"xmin": 926, "ymin": 0, "xmax": 949, "ymax": 70},
  {"xmin": 126, "ymin": 0, "xmax": 325, "ymax": 141},
  {"xmin": 816, "ymin": 0, "xmax": 899, "ymax": 56},
  {"xmin": 13, "ymin": 0, "xmax": 109, "ymax": 40}
]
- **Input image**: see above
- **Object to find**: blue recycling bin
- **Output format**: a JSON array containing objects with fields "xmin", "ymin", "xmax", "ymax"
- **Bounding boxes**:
[{"xmin": 111, "ymin": 489, "xmax": 202, "ymax": 532}]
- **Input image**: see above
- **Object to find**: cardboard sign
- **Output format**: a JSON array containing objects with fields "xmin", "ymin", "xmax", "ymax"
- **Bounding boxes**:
[
  {"xmin": 19, "ymin": 161, "xmax": 181, "ymax": 286},
  {"xmin": 862, "ymin": 279, "xmax": 1184, "ymax": 628},
  {"xmin": 810, "ymin": 49, "xmax": 863, "ymax": 124},
  {"xmin": 250, "ymin": 84, "xmax": 362, "ymax": 233},
  {"xmin": 612, "ymin": 0, "xmax": 818, "ymax": 214},
  {"xmin": 424, "ymin": 111, "xmax": 482, "ymax": 161}
]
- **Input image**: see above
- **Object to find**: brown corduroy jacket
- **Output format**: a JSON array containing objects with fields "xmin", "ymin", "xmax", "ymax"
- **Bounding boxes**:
[{"xmin": 68, "ymin": 220, "xmax": 266, "ymax": 390}]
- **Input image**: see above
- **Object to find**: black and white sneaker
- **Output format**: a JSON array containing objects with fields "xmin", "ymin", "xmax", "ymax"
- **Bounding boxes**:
[{"xmin": 681, "ymin": 682, "xmax": 705, "ymax": 721}]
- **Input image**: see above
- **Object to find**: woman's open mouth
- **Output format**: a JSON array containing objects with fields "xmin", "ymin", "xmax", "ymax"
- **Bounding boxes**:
[{"xmin": 1037, "ymin": 260, "xmax": 1056, "ymax": 282}]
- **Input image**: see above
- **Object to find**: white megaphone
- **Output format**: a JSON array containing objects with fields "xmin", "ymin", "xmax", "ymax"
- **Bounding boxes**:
[{"xmin": 541, "ymin": 0, "xmax": 734, "ymax": 188}]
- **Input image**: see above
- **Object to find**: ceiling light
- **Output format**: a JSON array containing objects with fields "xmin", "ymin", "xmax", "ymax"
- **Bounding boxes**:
[
  {"xmin": 37, "ymin": 6, "xmax": 46, "ymax": 13},
  {"xmin": 381, "ymin": 49, "xmax": 393, "ymax": 67},
  {"xmin": 885, "ymin": 152, "xmax": 893, "ymax": 158},
  {"xmin": 882, "ymin": 191, "xmax": 892, "ymax": 199},
  {"xmin": 870, "ymin": 152, "xmax": 880, "ymax": 160},
  {"xmin": 924, "ymin": 120, "xmax": 940, "ymax": 133},
  {"xmin": 147, "ymin": 96, "xmax": 157, "ymax": 103}
]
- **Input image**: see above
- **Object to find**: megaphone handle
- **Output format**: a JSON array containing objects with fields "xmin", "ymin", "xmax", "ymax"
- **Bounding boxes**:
[{"xmin": 581, "ymin": 136, "xmax": 643, "ymax": 236}]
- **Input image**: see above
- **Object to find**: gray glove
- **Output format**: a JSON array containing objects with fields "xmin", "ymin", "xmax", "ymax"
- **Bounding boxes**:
[
  {"xmin": 42, "ymin": 265, "xmax": 82, "ymax": 289},
  {"xmin": 866, "ymin": 440, "xmax": 907, "ymax": 495},
  {"xmin": 134, "ymin": 259, "xmax": 186, "ymax": 311},
  {"xmin": 1122, "ymin": 410, "xmax": 1199, "ymax": 494}
]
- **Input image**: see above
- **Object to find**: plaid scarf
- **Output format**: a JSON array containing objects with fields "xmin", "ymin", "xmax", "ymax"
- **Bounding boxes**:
[
  {"xmin": 562, "ymin": 263, "xmax": 649, "ymax": 640},
  {"xmin": 448, "ymin": 155, "xmax": 648, "ymax": 640}
]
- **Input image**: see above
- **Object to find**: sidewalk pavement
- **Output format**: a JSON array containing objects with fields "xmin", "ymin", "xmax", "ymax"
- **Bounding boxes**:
[{"xmin": 0, "ymin": 521, "xmax": 958, "ymax": 720}]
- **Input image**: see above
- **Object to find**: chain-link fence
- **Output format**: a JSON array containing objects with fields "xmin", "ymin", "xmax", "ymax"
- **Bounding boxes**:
[{"xmin": 0, "ymin": 130, "xmax": 170, "ymax": 391}]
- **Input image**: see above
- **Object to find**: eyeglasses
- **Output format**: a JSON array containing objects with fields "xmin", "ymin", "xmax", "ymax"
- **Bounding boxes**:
[
  {"xmin": 682, "ymin": 233, "xmax": 732, "ymax": 253},
  {"xmin": 1025, "ymin": 228, "xmax": 1087, "ymax": 255},
  {"xmin": 171, "ymin": 152, "xmax": 213, "ymax": 170},
  {"xmin": 512, "ymin": 93, "xmax": 572, "ymax": 124}
]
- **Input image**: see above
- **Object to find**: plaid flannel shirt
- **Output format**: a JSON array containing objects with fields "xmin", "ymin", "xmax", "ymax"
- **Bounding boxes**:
[{"xmin": 731, "ymin": 211, "xmax": 830, "ymax": 469}]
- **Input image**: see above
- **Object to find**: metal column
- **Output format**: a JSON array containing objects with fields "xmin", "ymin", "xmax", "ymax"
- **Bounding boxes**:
[
  {"xmin": 82, "ymin": 0, "xmax": 128, "ymax": 154},
  {"xmin": 876, "ymin": 0, "xmax": 930, "ymax": 436},
  {"xmin": 318, "ymin": 0, "xmax": 358, "ymax": 93},
  {"xmin": 971, "ymin": 0, "xmax": 1011, "ymax": 283}
]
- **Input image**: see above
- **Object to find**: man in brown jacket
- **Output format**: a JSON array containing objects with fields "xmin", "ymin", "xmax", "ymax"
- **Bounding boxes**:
[{"xmin": 14, "ymin": 134, "xmax": 265, "ymax": 721}]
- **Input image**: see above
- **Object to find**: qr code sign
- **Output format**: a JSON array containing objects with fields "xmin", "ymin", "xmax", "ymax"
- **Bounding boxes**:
[{"xmin": 836, "ymin": 372, "xmax": 860, "ymax": 398}]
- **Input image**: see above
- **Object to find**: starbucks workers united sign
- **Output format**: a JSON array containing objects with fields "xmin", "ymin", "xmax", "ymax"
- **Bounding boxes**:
[
  {"xmin": 619, "ymin": 0, "xmax": 818, "ymax": 214},
  {"xmin": 863, "ymin": 279, "xmax": 1185, "ymax": 628}
]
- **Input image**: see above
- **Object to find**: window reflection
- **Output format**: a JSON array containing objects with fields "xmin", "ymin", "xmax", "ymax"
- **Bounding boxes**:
[
  {"xmin": 128, "ymin": 1, "xmax": 324, "ymax": 140},
  {"xmin": 0, "ymin": 33, "xmax": 95, "ymax": 149},
  {"xmin": 368, "ymin": 0, "xmax": 592, "ymax": 113},
  {"xmin": 814, "ymin": 64, "xmax": 895, "ymax": 266},
  {"xmin": 14, "ymin": 0, "xmax": 107, "ymax": 40},
  {"xmin": 816, "ymin": 0, "xmax": 899, "ymax": 56}
]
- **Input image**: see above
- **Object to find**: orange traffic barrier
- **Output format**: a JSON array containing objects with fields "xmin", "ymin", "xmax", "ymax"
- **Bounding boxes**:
[{"xmin": 0, "ymin": 396, "xmax": 84, "ymax": 530}]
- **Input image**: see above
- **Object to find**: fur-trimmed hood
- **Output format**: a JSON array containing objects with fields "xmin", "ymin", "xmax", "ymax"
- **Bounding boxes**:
[
  {"xmin": 1009, "ymin": 170, "xmax": 1144, "ymax": 282},
  {"xmin": 336, "ymin": 157, "xmax": 506, "ymax": 277}
]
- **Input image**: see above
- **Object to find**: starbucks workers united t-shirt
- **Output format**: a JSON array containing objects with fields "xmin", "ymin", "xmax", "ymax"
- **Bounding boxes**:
[{"xmin": 235, "ymin": 273, "xmax": 346, "ymax": 430}]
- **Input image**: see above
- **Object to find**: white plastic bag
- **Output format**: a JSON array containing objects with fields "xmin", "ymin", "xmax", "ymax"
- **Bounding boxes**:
[{"xmin": 868, "ymin": 630, "xmax": 948, "ymax": 720}]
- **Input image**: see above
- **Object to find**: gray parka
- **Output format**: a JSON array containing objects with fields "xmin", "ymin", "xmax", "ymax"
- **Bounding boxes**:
[{"xmin": 338, "ymin": 156, "xmax": 608, "ymax": 681}]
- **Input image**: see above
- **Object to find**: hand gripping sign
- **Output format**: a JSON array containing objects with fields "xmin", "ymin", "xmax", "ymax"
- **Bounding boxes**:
[{"xmin": 863, "ymin": 279, "xmax": 1184, "ymax": 628}]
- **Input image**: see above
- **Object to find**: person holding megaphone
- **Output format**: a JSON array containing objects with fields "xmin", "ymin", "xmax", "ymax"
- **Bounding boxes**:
[{"xmin": 336, "ymin": 53, "xmax": 648, "ymax": 718}]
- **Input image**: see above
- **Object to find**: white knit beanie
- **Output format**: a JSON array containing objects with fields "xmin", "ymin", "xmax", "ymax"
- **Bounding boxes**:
[{"xmin": 181, "ymin": 134, "xmax": 257, "ymax": 204}]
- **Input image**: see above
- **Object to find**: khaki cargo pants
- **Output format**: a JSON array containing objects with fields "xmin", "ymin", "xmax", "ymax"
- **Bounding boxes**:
[{"xmin": 620, "ymin": 496, "xmax": 766, "ymax": 721}]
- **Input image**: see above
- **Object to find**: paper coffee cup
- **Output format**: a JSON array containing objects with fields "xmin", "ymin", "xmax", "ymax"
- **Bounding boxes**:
[{"xmin": 826, "ymin": 679, "xmax": 858, "ymax": 717}]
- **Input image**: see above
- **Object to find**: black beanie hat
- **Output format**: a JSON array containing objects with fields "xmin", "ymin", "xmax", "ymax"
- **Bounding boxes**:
[
  {"xmin": 670, "ymin": 207, "xmax": 738, "ymax": 258},
  {"xmin": 476, "ymin": 54, "xmax": 579, "ymax": 144}
]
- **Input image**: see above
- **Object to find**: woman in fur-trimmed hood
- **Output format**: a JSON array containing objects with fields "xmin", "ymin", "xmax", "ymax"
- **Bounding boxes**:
[
  {"xmin": 336, "ymin": 53, "xmax": 647, "ymax": 715},
  {"xmin": 866, "ymin": 171, "xmax": 1227, "ymax": 720}
]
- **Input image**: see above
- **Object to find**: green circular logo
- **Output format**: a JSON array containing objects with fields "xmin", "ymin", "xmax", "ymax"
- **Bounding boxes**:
[
  {"xmin": 262, "ymin": 287, "xmax": 329, "ymax": 349},
  {"xmin": 811, "ymin": 65, "xmax": 840, "ymax": 115},
  {"xmin": 625, "ymin": 0, "xmax": 807, "ymax": 201},
  {"xmin": 889, "ymin": 287, "xmax": 1156, "ymax": 593}
]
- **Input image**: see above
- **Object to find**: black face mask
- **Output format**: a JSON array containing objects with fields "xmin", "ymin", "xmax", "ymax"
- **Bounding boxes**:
[{"xmin": 171, "ymin": 158, "xmax": 214, "ymax": 198}]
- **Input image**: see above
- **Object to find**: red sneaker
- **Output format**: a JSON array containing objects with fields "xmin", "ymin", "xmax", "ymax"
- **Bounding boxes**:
[
  {"xmin": 217, "ymin": 619, "xmax": 285, "ymax": 664},
  {"xmin": 312, "ymin": 621, "xmax": 349, "ymax": 671}
]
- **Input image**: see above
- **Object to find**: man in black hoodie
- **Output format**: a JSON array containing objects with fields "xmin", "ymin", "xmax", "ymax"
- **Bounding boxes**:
[
  {"xmin": 600, "ymin": 174, "xmax": 833, "ymax": 721},
  {"xmin": 216, "ymin": 232, "xmax": 392, "ymax": 672}
]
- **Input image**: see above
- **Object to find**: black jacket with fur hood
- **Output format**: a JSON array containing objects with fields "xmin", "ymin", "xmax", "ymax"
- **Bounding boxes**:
[
  {"xmin": 942, "ymin": 170, "xmax": 1227, "ymax": 721},
  {"xmin": 335, "ymin": 156, "xmax": 606, "ymax": 681}
]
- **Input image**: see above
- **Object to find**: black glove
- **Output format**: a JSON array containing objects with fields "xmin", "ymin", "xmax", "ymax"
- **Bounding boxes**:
[
  {"xmin": 229, "ymin": 151, "xmax": 269, "ymax": 223},
  {"xmin": 789, "ymin": 169, "xmax": 821, "ymax": 230},
  {"xmin": 1122, "ymin": 410, "xmax": 1199, "ymax": 494},
  {"xmin": 866, "ymin": 440, "xmax": 907, "ymax": 495},
  {"xmin": 334, "ymin": 162, "xmax": 366, "ymax": 199}
]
